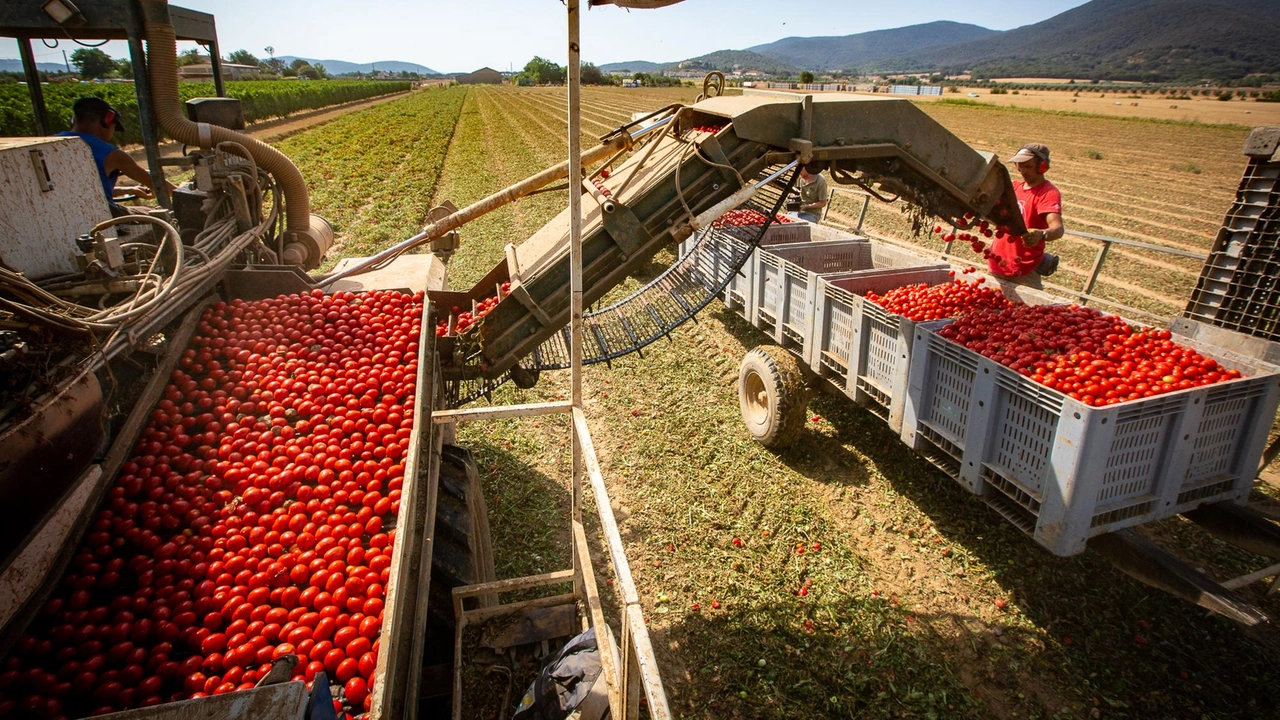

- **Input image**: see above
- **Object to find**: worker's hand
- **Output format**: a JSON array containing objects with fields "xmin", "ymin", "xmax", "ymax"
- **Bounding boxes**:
[
  {"xmin": 133, "ymin": 186, "xmax": 155, "ymax": 200},
  {"xmin": 1022, "ymin": 230, "xmax": 1045, "ymax": 247}
]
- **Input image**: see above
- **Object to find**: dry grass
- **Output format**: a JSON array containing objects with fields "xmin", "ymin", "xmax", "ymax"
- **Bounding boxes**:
[{"xmin": 292, "ymin": 86, "xmax": 1280, "ymax": 720}]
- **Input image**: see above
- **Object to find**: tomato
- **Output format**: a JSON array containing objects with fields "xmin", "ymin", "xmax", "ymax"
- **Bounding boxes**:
[{"xmin": 3, "ymin": 290, "xmax": 420, "ymax": 713}]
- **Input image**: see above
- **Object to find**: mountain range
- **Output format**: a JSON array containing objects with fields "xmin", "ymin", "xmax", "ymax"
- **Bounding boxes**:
[
  {"xmin": 0, "ymin": 59, "xmax": 72, "ymax": 74},
  {"xmin": 275, "ymin": 56, "xmax": 439, "ymax": 76},
  {"xmin": 602, "ymin": 0, "xmax": 1279, "ymax": 82}
]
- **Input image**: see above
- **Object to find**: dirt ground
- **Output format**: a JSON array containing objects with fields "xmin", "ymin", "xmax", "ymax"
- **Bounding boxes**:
[{"xmin": 906, "ymin": 87, "xmax": 1279, "ymax": 127}]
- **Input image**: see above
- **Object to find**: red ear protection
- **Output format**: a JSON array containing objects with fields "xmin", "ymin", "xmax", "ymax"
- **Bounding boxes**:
[
  {"xmin": 102, "ymin": 109, "xmax": 118, "ymax": 129},
  {"xmin": 1038, "ymin": 160, "xmax": 1049, "ymax": 174}
]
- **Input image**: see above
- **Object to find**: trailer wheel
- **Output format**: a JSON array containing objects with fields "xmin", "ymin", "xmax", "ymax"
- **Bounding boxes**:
[
  {"xmin": 424, "ymin": 445, "xmax": 495, "ymax": 668},
  {"xmin": 738, "ymin": 345, "xmax": 810, "ymax": 448}
]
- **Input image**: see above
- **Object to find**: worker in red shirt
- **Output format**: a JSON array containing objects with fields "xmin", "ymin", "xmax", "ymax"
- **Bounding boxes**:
[{"xmin": 988, "ymin": 143, "xmax": 1064, "ymax": 287}]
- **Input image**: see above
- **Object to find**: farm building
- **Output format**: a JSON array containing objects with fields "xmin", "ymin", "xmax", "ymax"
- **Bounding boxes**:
[{"xmin": 456, "ymin": 67, "xmax": 503, "ymax": 85}]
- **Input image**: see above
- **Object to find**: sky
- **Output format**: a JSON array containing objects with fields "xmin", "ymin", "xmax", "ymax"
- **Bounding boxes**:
[{"xmin": 2, "ymin": 0, "xmax": 1092, "ymax": 74}]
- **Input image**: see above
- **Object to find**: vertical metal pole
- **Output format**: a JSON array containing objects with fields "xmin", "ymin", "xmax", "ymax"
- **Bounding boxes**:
[
  {"xmin": 1081, "ymin": 240, "xmax": 1111, "ymax": 304},
  {"xmin": 19, "ymin": 38, "xmax": 52, "ymax": 135},
  {"xmin": 855, "ymin": 194, "xmax": 870, "ymax": 232},
  {"xmin": 208, "ymin": 33, "xmax": 227, "ymax": 97},
  {"xmin": 567, "ymin": 0, "xmax": 584, "ymax": 591},
  {"xmin": 126, "ymin": 24, "xmax": 171, "ymax": 209}
]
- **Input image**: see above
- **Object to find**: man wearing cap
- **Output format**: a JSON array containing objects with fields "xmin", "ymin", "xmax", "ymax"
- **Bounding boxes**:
[
  {"xmin": 786, "ymin": 162, "xmax": 828, "ymax": 223},
  {"xmin": 57, "ymin": 97, "xmax": 174, "ymax": 216},
  {"xmin": 988, "ymin": 142, "xmax": 1064, "ymax": 287}
]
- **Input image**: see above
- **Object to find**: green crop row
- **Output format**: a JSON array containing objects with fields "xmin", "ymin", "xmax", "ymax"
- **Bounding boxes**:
[
  {"xmin": 277, "ymin": 85, "xmax": 466, "ymax": 263},
  {"xmin": 0, "ymin": 80, "xmax": 411, "ymax": 146}
]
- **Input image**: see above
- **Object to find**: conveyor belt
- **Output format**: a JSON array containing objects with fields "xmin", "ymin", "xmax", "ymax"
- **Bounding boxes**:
[{"xmin": 445, "ymin": 165, "xmax": 797, "ymax": 406}]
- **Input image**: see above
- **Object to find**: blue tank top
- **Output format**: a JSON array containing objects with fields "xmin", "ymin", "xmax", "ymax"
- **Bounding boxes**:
[{"xmin": 56, "ymin": 131, "xmax": 120, "ymax": 201}]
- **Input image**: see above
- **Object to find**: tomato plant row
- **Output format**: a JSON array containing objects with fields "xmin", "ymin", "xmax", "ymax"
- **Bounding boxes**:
[
  {"xmin": 1, "ymin": 81, "xmax": 410, "ymax": 147},
  {"xmin": 279, "ymin": 86, "xmax": 466, "ymax": 264},
  {"xmin": 0, "ymin": 288, "xmax": 423, "ymax": 718}
]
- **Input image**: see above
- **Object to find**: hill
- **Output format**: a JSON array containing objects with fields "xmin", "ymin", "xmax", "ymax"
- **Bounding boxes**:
[
  {"xmin": 658, "ymin": 49, "xmax": 798, "ymax": 76},
  {"xmin": 598, "ymin": 60, "xmax": 662, "ymax": 73},
  {"xmin": 747, "ymin": 21, "xmax": 998, "ymax": 73},
  {"xmin": 879, "ymin": 0, "xmax": 1280, "ymax": 81},
  {"xmin": 276, "ymin": 56, "xmax": 439, "ymax": 76},
  {"xmin": 0, "ymin": 59, "xmax": 72, "ymax": 74}
]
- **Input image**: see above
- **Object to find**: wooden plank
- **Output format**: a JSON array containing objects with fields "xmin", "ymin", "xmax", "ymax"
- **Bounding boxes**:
[
  {"xmin": 370, "ymin": 299, "xmax": 437, "ymax": 720},
  {"xmin": 625, "ymin": 604, "xmax": 672, "ymax": 720},
  {"xmin": 452, "ymin": 569, "xmax": 575, "ymax": 599},
  {"xmin": 431, "ymin": 400, "xmax": 572, "ymax": 424},
  {"xmin": 459, "ymin": 593, "xmax": 578, "ymax": 626},
  {"xmin": 571, "ymin": 409, "xmax": 641, "ymax": 606},
  {"xmin": 573, "ymin": 520, "xmax": 622, "ymax": 720}
]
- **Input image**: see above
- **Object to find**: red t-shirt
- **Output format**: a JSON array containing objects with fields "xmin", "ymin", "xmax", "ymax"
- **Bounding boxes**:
[{"xmin": 988, "ymin": 179, "xmax": 1062, "ymax": 277}]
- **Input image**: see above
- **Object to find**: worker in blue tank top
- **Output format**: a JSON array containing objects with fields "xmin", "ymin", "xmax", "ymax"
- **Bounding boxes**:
[{"xmin": 56, "ymin": 97, "xmax": 174, "ymax": 216}]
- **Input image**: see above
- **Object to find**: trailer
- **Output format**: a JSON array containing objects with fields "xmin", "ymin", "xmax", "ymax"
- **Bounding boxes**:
[{"xmin": 691, "ymin": 126, "xmax": 1280, "ymax": 625}]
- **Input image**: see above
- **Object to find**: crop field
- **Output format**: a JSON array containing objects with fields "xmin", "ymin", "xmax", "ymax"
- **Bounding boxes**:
[
  {"xmin": 0, "ymin": 80, "xmax": 411, "ymax": 146},
  {"xmin": 284, "ymin": 86, "xmax": 1280, "ymax": 719}
]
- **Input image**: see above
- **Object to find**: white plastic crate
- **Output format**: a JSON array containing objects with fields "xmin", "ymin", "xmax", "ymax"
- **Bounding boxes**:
[
  {"xmin": 678, "ymin": 224, "xmax": 810, "ymax": 317},
  {"xmin": 810, "ymin": 267, "xmax": 951, "ymax": 432},
  {"xmin": 752, "ymin": 240, "xmax": 873, "ymax": 354},
  {"xmin": 901, "ymin": 320, "xmax": 1280, "ymax": 556}
]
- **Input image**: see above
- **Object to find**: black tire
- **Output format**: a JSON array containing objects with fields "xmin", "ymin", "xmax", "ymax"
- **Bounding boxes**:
[
  {"xmin": 424, "ymin": 445, "xmax": 494, "ymax": 667},
  {"xmin": 737, "ymin": 345, "xmax": 810, "ymax": 449}
]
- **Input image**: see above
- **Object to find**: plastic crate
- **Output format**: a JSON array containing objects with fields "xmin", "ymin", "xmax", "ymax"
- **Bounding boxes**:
[
  {"xmin": 809, "ymin": 267, "xmax": 951, "ymax": 432},
  {"xmin": 752, "ymin": 240, "xmax": 872, "ymax": 354},
  {"xmin": 901, "ymin": 320, "xmax": 1280, "ymax": 556},
  {"xmin": 678, "ymin": 224, "xmax": 811, "ymax": 317}
]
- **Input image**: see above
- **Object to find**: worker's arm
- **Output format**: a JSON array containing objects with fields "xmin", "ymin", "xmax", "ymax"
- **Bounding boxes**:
[
  {"xmin": 800, "ymin": 195, "xmax": 827, "ymax": 213},
  {"xmin": 1024, "ymin": 212, "xmax": 1064, "ymax": 245},
  {"xmin": 104, "ymin": 148, "xmax": 177, "ymax": 198}
]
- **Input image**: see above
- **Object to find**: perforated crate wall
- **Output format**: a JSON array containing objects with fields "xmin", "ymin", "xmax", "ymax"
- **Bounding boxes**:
[
  {"xmin": 810, "ymin": 266, "xmax": 951, "ymax": 432},
  {"xmin": 901, "ymin": 321, "xmax": 1280, "ymax": 556},
  {"xmin": 679, "ymin": 225, "xmax": 815, "ymax": 320},
  {"xmin": 752, "ymin": 240, "xmax": 872, "ymax": 354}
]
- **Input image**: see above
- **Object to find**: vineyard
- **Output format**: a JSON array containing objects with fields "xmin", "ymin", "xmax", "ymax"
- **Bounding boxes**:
[
  {"xmin": 0, "ymin": 80, "xmax": 411, "ymax": 145},
  {"xmin": 103, "ymin": 86, "xmax": 1280, "ymax": 718}
]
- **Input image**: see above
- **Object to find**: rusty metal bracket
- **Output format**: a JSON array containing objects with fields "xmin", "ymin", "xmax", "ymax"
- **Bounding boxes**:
[{"xmin": 599, "ymin": 201, "xmax": 653, "ymax": 259}]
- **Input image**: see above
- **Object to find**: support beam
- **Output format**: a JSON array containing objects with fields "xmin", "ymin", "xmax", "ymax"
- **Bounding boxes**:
[
  {"xmin": 208, "ymin": 33, "xmax": 226, "ymax": 97},
  {"xmin": 18, "ymin": 38, "xmax": 50, "ymax": 135},
  {"xmin": 1089, "ymin": 530, "xmax": 1269, "ymax": 626},
  {"xmin": 126, "ymin": 7, "xmax": 170, "ymax": 209},
  {"xmin": 431, "ymin": 400, "xmax": 572, "ymax": 424}
]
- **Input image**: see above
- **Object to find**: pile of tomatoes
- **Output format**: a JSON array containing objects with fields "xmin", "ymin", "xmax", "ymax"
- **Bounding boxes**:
[
  {"xmin": 713, "ymin": 209, "xmax": 793, "ymax": 228},
  {"xmin": 690, "ymin": 123, "xmax": 727, "ymax": 134},
  {"xmin": 938, "ymin": 303, "xmax": 1241, "ymax": 406},
  {"xmin": 435, "ymin": 281, "xmax": 511, "ymax": 338},
  {"xmin": 864, "ymin": 274, "xmax": 1011, "ymax": 322},
  {"xmin": 0, "ymin": 288, "xmax": 423, "ymax": 718}
]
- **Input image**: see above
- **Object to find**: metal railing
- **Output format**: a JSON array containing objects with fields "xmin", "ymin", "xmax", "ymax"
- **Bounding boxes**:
[{"xmin": 828, "ymin": 186, "xmax": 1209, "ymax": 323}]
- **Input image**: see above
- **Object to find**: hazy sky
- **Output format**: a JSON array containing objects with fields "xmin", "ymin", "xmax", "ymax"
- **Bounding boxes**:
[{"xmin": 3, "ymin": 0, "xmax": 1091, "ymax": 73}]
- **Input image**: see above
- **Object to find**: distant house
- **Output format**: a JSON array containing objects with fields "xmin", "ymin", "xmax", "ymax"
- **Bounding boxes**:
[
  {"xmin": 178, "ymin": 62, "xmax": 258, "ymax": 81},
  {"xmin": 456, "ymin": 67, "xmax": 503, "ymax": 85}
]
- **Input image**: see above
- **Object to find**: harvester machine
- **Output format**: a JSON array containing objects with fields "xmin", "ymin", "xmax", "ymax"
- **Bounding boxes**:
[{"xmin": 0, "ymin": 2, "xmax": 1031, "ymax": 716}]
